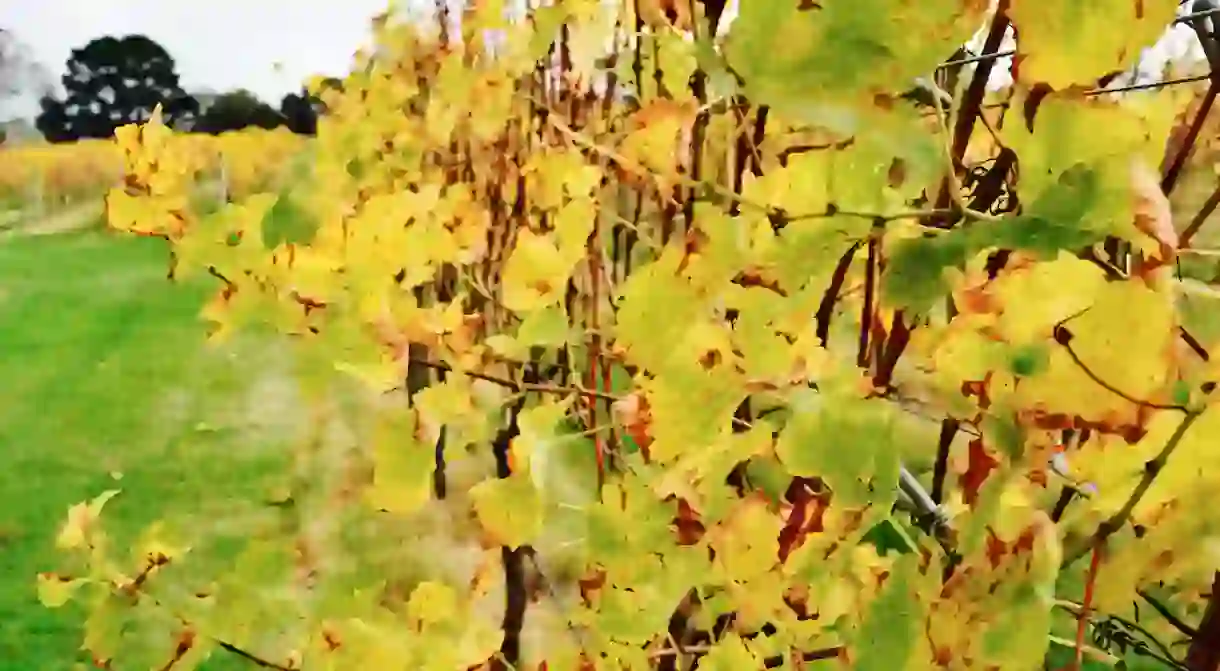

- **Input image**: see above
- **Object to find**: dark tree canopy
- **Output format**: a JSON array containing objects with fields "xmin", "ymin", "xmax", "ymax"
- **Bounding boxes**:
[
  {"xmin": 278, "ymin": 77, "xmax": 343, "ymax": 136},
  {"xmin": 278, "ymin": 90, "xmax": 318, "ymax": 135},
  {"xmin": 193, "ymin": 89, "xmax": 283, "ymax": 135},
  {"xmin": 35, "ymin": 35, "xmax": 198, "ymax": 142},
  {"xmin": 195, "ymin": 76, "xmax": 342, "ymax": 136}
]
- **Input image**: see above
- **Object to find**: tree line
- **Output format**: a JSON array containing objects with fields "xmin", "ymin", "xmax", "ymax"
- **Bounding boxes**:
[{"xmin": 27, "ymin": 34, "xmax": 342, "ymax": 143}]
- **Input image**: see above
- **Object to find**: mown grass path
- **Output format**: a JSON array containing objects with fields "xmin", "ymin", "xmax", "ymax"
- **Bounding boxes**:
[{"xmin": 0, "ymin": 229, "xmax": 292, "ymax": 670}]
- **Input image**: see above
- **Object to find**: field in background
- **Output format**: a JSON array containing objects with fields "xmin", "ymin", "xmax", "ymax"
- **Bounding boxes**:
[
  {"xmin": 0, "ymin": 218, "xmax": 588, "ymax": 671},
  {"xmin": 0, "ymin": 129, "xmax": 307, "ymax": 233},
  {"xmin": 3, "ymin": 99, "xmax": 1220, "ymax": 669},
  {"xmin": 0, "ymin": 227, "xmax": 300, "ymax": 670}
]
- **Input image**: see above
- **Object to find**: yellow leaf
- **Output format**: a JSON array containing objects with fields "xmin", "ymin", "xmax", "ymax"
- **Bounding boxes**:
[
  {"xmin": 37, "ymin": 573, "xmax": 87, "ymax": 608},
  {"xmin": 991, "ymin": 253, "xmax": 1105, "ymax": 344},
  {"xmin": 333, "ymin": 353, "xmax": 407, "ymax": 393},
  {"xmin": 414, "ymin": 376, "xmax": 498, "ymax": 447},
  {"xmin": 1010, "ymin": 0, "xmax": 1176, "ymax": 89},
  {"xmin": 1129, "ymin": 158, "xmax": 1177, "ymax": 267},
  {"xmin": 654, "ymin": 28, "xmax": 699, "ymax": 100},
  {"xmin": 553, "ymin": 198, "xmax": 598, "ymax": 260},
  {"xmin": 711, "ymin": 497, "xmax": 780, "ymax": 582},
  {"xmin": 56, "ymin": 490, "xmax": 120, "ymax": 550},
  {"xmin": 619, "ymin": 100, "xmax": 695, "ymax": 190},
  {"xmin": 365, "ymin": 405, "xmax": 432, "ymax": 516},
  {"xmin": 406, "ymin": 581, "xmax": 459, "ymax": 626},
  {"xmin": 615, "ymin": 249, "xmax": 705, "ymax": 371},
  {"xmin": 132, "ymin": 521, "xmax": 188, "ymax": 566},
  {"xmin": 1000, "ymin": 94, "xmax": 1160, "ymax": 227},
  {"xmin": 1014, "ymin": 279, "xmax": 1176, "ymax": 424},
  {"xmin": 501, "ymin": 228, "xmax": 573, "ymax": 312},
  {"xmin": 470, "ymin": 475, "xmax": 542, "ymax": 549},
  {"xmin": 511, "ymin": 398, "xmax": 574, "ymax": 489},
  {"xmin": 699, "ymin": 634, "xmax": 763, "ymax": 671},
  {"xmin": 515, "ymin": 304, "xmax": 571, "ymax": 348}
]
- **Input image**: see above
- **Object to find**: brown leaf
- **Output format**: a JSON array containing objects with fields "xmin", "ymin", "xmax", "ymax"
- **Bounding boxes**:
[
  {"xmin": 1130, "ymin": 159, "xmax": 1178, "ymax": 277},
  {"xmin": 611, "ymin": 392, "xmax": 654, "ymax": 457},
  {"xmin": 959, "ymin": 437, "xmax": 999, "ymax": 507}
]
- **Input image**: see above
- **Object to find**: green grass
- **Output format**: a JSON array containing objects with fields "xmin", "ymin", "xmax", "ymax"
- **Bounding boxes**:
[
  {"xmin": 0, "ymin": 212, "xmax": 1203, "ymax": 670},
  {"xmin": 0, "ymin": 228, "xmax": 293, "ymax": 670}
]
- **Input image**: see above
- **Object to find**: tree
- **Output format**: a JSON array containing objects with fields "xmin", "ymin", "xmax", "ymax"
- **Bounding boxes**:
[
  {"xmin": 35, "ymin": 35, "xmax": 197, "ymax": 142},
  {"xmin": 192, "ymin": 89, "xmax": 283, "ymax": 135},
  {"xmin": 0, "ymin": 28, "xmax": 53, "ymax": 124},
  {"xmin": 278, "ymin": 77, "xmax": 344, "ymax": 135}
]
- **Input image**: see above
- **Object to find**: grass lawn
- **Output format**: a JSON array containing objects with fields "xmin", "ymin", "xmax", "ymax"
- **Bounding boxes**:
[
  {"xmin": 0, "ymin": 219, "xmax": 1201, "ymax": 671},
  {"xmin": 0, "ymin": 226, "xmax": 296, "ymax": 670}
]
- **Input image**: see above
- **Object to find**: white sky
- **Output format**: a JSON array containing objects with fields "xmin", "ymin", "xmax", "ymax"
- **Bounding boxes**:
[
  {"xmin": 2, "ymin": 0, "xmax": 392, "ymax": 118},
  {"xmin": 0, "ymin": 0, "xmax": 1207, "ymax": 122}
]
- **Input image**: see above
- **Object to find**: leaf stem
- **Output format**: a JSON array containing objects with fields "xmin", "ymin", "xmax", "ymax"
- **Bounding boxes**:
[
  {"xmin": 1137, "ymin": 589, "xmax": 1199, "ymax": 638},
  {"xmin": 1062, "ymin": 409, "xmax": 1206, "ymax": 567},
  {"xmin": 1052, "ymin": 323, "xmax": 1189, "ymax": 413},
  {"xmin": 405, "ymin": 356, "xmax": 619, "ymax": 403}
]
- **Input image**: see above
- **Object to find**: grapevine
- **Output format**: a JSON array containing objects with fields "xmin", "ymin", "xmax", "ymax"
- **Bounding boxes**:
[
  {"xmin": 0, "ymin": 129, "xmax": 304, "ymax": 217},
  {"xmin": 36, "ymin": 1, "xmax": 1220, "ymax": 669}
]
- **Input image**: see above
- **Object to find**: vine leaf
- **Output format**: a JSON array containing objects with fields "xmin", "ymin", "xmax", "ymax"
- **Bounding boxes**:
[
  {"xmin": 56, "ymin": 489, "xmax": 120, "ymax": 551},
  {"xmin": 960, "ymin": 438, "xmax": 1001, "ymax": 507},
  {"xmin": 470, "ymin": 474, "xmax": 543, "ymax": 550},
  {"xmin": 502, "ymin": 228, "xmax": 576, "ymax": 313},
  {"xmin": 407, "ymin": 581, "xmax": 460, "ymax": 627},
  {"xmin": 726, "ymin": 0, "xmax": 985, "ymax": 104},
  {"xmin": 260, "ymin": 189, "xmax": 317, "ymax": 248},
  {"xmin": 776, "ymin": 385, "xmax": 901, "ymax": 509},
  {"xmin": 882, "ymin": 230, "xmax": 976, "ymax": 313},
  {"xmin": 366, "ymin": 405, "xmax": 432, "ymax": 516},
  {"xmin": 36, "ymin": 574, "xmax": 87, "ymax": 609},
  {"xmin": 698, "ymin": 634, "xmax": 763, "ymax": 670},
  {"xmin": 852, "ymin": 555, "xmax": 922, "ymax": 671},
  {"xmin": 1009, "ymin": 0, "xmax": 1176, "ymax": 89}
]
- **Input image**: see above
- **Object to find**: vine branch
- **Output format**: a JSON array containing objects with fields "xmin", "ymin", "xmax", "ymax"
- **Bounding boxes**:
[
  {"xmin": 404, "ymin": 356, "xmax": 619, "ymax": 402},
  {"xmin": 1137, "ymin": 589, "xmax": 1200, "ymax": 638},
  {"xmin": 214, "ymin": 641, "xmax": 296, "ymax": 671}
]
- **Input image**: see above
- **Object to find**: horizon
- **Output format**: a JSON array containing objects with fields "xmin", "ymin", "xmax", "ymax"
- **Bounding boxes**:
[
  {"xmin": 1, "ymin": 1, "xmax": 1206, "ymax": 125},
  {"xmin": 2, "ymin": 0, "xmax": 394, "ymax": 121}
]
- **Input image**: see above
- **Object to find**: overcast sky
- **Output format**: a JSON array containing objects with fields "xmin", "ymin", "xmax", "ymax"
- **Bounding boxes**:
[
  {"xmin": 0, "ymin": 0, "xmax": 1207, "ymax": 122},
  {"xmin": 3, "ymin": 0, "xmax": 390, "ymax": 118}
]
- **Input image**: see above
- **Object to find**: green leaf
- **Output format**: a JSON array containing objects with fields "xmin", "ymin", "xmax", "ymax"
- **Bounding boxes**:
[
  {"xmin": 516, "ymin": 304, "xmax": 569, "ymax": 347},
  {"xmin": 776, "ymin": 388, "xmax": 901, "ymax": 508},
  {"xmin": 1009, "ymin": 341, "xmax": 1050, "ymax": 377},
  {"xmin": 261, "ymin": 191, "xmax": 318, "ymax": 248},
  {"xmin": 860, "ymin": 518, "xmax": 917, "ymax": 557},
  {"xmin": 986, "ymin": 165, "xmax": 1109, "ymax": 257},
  {"xmin": 853, "ymin": 556, "xmax": 922, "ymax": 671},
  {"xmin": 745, "ymin": 456, "xmax": 793, "ymax": 504},
  {"xmin": 983, "ymin": 412, "xmax": 1027, "ymax": 462},
  {"xmin": 983, "ymin": 586, "xmax": 1055, "ymax": 668},
  {"xmin": 528, "ymin": 5, "xmax": 568, "ymax": 61},
  {"xmin": 882, "ymin": 230, "xmax": 975, "ymax": 313},
  {"xmin": 727, "ymin": 0, "xmax": 984, "ymax": 108},
  {"xmin": 614, "ymin": 250, "xmax": 705, "ymax": 371}
]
